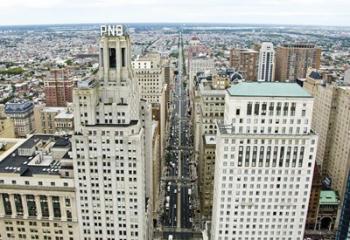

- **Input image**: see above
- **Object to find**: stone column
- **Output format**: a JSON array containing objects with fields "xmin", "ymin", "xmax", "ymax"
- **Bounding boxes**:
[
  {"xmin": 48, "ymin": 196, "xmax": 54, "ymax": 220},
  {"xmin": 60, "ymin": 196, "xmax": 67, "ymax": 221},
  {"xmin": 21, "ymin": 194, "xmax": 28, "ymax": 219},
  {"xmin": 35, "ymin": 195, "xmax": 42, "ymax": 220},
  {"xmin": 9, "ymin": 194, "xmax": 17, "ymax": 218},
  {"xmin": 0, "ymin": 194, "xmax": 5, "ymax": 217}
]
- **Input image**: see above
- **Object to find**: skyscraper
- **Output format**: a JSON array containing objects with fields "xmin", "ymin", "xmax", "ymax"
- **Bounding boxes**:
[
  {"xmin": 44, "ymin": 68, "xmax": 73, "ymax": 107},
  {"xmin": 193, "ymin": 75, "xmax": 227, "ymax": 218},
  {"xmin": 275, "ymin": 43, "xmax": 321, "ymax": 81},
  {"xmin": 211, "ymin": 82, "xmax": 317, "ymax": 239},
  {"xmin": 258, "ymin": 42, "xmax": 275, "ymax": 82},
  {"xmin": 229, "ymin": 48, "xmax": 258, "ymax": 81},
  {"xmin": 303, "ymin": 69, "xmax": 350, "ymax": 201},
  {"xmin": 72, "ymin": 25, "xmax": 150, "ymax": 240}
]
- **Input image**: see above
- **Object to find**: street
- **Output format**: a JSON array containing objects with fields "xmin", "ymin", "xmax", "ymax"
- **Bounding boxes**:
[{"xmin": 160, "ymin": 32, "xmax": 198, "ymax": 239}]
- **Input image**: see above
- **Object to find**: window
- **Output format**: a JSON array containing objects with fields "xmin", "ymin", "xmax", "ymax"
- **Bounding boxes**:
[
  {"xmin": 40, "ymin": 196, "xmax": 49, "ymax": 218},
  {"xmin": 121, "ymin": 48, "xmax": 126, "ymax": 67},
  {"xmin": 109, "ymin": 48, "xmax": 116, "ymax": 68},
  {"xmin": 52, "ymin": 197, "xmax": 61, "ymax": 218},
  {"xmin": 254, "ymin": 103, "xmax": 260, "ymax": 115},
  {"xmin": 26, "ymin": 195, "xmax": 37, "ymax": 217},
  {"xmin": 247, "ymin": 102, "xmax": 252, "ymax": 115}
]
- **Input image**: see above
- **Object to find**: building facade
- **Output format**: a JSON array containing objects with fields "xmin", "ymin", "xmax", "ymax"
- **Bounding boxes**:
[
  {"xmin": 132, "ymin": 52, "xmax": 168, "ymax": 162},
  {"xmin": 0, "ymin": 135, "xmax": 79, "ymax": 240},
  {"xmin": 229, "ymin": 48, "xmax": 258, "ymax": 81},
  {"xmin": 44, "ymin": 69, "xmax": 73, "ymax": 107},
  {"xmin": 0, "ymin": 105, "xmax": 15, "ymax": 138},
  {"xmin": 193, "ymin": 77, "xmax": 226, "ymax": 218},
  {"xmin": 211, "ymin": 82, "xmax": 317, "ymax": 239},
  {"xmin": 5, "ymin": 99, "xmax": 34, "ymax": 138},
  {"xmin": 275, "ymin": 43, "xmax": 321, "ymax": 81},
  {"xmin": 258, "ymin": 42, "xmax": 275, "ymax": 82},
  {"xmin": 304, "ymin": 72, "xmax": 350, "ymax": 199},
  {"xmin": 72, "ymin": 25, "xmax": 150, "ymax": 240}
]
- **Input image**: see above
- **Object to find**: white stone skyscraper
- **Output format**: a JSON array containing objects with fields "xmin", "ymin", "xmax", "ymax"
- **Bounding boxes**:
[
  {"xmin": 211, "ymin": 82, "xmax": 317, "ymax": 240},
  {"xmin": 72, "ymin": 25, "xmax": 150, "ymax": 240},
  {"xmin": 258, "ymin": 42, "xmax": 275, "ymax": 81}
]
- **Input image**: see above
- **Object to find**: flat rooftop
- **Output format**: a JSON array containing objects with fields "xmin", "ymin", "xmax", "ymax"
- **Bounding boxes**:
[
  {"xmin": 227, "ymin": 82, "xmax": 312, "ymax": 98},
  {"xmin": 203, "ymin": 134, "xmax": 216, "ymax": 145},
  {"xmin": 0, "ymin": 134, "xmax": 71, "ymax": 177}
]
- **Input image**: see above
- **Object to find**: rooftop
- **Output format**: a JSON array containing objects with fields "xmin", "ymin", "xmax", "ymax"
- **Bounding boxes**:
[
  {"xmin": 203, "ymin": 134, "xmax": 216, "ymax": 145},
  {"xmin": 319, "ymin": 190, "xmax": 339, "ymax": 205},
  {"xmin": 55, "ymin": 111, "xmax": 74, "ymax": 119},
  {"xmin": 0, "ymin": 134, "xmax": 71, "ymax": 176},
  {"xmin": 227, "ymin": 82, "xmax": 312, "ymax": 98}
]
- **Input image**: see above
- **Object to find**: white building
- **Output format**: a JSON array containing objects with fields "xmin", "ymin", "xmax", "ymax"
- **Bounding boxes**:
[
  {"xmin": 211, "ymin": 82, "xmax": 318, "ymax": 240},
  {"xmin": 258, "ymin": 42, "xmax": 275, "ymax": 82},
  {"xmin": 0, "ymin": 135, "xmax": 79, "ymax": 240},
  {"xmin": 132, "ymin": 52, "xmax": 168, "ymax": 161},
  {"xmin": 72, "ymin": 25, "xmax": 151, "ymax": 240},
  {"xmin": 189, "ymin": 56, "xmax": 215, "ymax": 90}
]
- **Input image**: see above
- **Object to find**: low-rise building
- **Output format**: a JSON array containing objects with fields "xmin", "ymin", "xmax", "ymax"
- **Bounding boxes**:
[
  {"xmin": 0, "ymin": 134, "xmax": 79, "ymax": 240},
  {"xmin": 5, "ymin": 99, "xmax": 34, "ymax": 138}
]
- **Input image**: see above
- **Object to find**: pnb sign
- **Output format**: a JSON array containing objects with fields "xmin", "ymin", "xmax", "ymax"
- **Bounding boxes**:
[{"xmin": 100, "ymin": 25, "xmax": 124, "ymax": 37}]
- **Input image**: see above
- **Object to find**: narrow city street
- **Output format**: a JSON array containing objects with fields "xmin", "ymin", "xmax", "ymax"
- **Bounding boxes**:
[{"xmin": 157, "ymin": 33, "xmax": 202, "ymax": 239}]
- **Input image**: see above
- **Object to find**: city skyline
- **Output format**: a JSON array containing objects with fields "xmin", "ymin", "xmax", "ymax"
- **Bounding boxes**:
[{"xmin": 1, "ymin": 0, "xmax": 350, "ymax": 27}]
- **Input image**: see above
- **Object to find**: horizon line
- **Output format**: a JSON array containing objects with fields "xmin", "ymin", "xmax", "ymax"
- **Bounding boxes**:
[{"xmin": 1, "ymin": 21, "xmax": 350, "ymax": 28}]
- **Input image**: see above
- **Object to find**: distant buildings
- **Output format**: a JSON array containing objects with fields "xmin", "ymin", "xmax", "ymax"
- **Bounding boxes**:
[
  {"xmin": 0, "ymin": 135, "xmax": 79, "ymax": 240},
  {"xmin": 189, "ymin": 56, "xmax": 215, "ymax": 89},
  {"xmin": 44, "ymin": 69, "xmax": 73, "ymax": 107},
  {"xmin": 211, "ymin": 82, "xmax": 317, "ymax": 239},
  {"xmin": 275, "ymin": 43, "xmax": 321, "ymax": 81},
  {"xmin": 229, "ymin": 48, "xmax": 258, "ymax": 81},
  {"xmin": 258, "ymin": 42, "xmax": 275, "ymax": 82},
  {"xmin": 5, "ymin": 99, "xmax": 34, "ymax": 138}
]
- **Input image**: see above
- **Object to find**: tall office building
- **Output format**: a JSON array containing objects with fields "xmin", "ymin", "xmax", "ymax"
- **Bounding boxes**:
[
  {"xmin": 44, "ymin": 69, "xmax": 73, "ymax": 107},
  {"xmin": 189, "ymin": 56, "xmax": 215, "ymax": 90},
  {"xmin": 258, "ymin": 42, "xmax": 275, "ymax": 82},
  {"xmin": 211, "ymin": 82, "xmax": 317, "ymax": 239},
  {"xmin": 132, "ymin": 52, "xmax": 168, "ymax": 165},
  {"xmin": 275, "ymin": 43, "xmax": 321, "ymax": 81},
  {"xmin": 304, "ymin": 69, "xmax": 350, "ymax": 200},
  {"xmin": 229, "ymin": 48, "xmax": 258, "ymax": 81},
  {"xmin": 193, "ymin": 75, "xmax": 227, "ymax": 218},
  {"xmin": 72, "ymin": 25, "xmax": 150, "ymax": 240}
]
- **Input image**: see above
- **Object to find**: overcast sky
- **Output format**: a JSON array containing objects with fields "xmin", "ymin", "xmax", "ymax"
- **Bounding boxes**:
[{"xmin": 1, "ymin": 0, "xmax": 349, "ymax": 26}]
